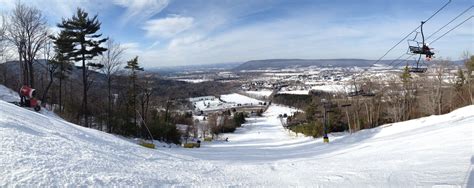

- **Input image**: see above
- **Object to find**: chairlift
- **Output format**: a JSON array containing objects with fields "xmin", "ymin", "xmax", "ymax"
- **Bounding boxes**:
[
  {"xmin": 406, "ymin": 21, "xmax": 435, "ymax": 73},
  {"xmin": 408, "ymin": 54, "xmax": 428, "ymax": 73},
  {"xmin": 407, "ymin": 21, "xmax": 435, "ymax": 59}
]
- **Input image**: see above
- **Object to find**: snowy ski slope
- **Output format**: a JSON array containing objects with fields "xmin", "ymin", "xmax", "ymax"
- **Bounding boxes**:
[{"xmin": 0, "ymin": 85, "xmax": 473, "ymax": 187}]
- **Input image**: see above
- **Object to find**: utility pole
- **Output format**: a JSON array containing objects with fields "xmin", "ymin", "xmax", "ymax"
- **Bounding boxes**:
[
  {"xmin": 323, "ymin": 104, "xmax": 329, "ymax": 143},
  {"xmin": 321, "ymin": 99, "xmax": 336, "ymax": 143}
]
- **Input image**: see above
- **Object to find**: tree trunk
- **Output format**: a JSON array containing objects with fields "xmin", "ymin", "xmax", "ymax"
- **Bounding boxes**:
[
  {"xmin": 469, "ymin": 77, "xmax": 474, "ymax": 105},
  {"xmin": 41, "ymin": 72, "xmax": 54, "ymax": 105},
  {"xmin": 345, "ymin": 109, "xmax": 351, "ymax": 133},
  {"xmin": 133, "ymin": 76, "xmax": 137, "ymax": 127},
  {"xmin": 107, "ymin": 77, "xmax": 112, "ymax": 133},
  {"xmin": 28, "ymin": 60, "xmax": 34, "ymax": 88},
  {"xmin": 82, "ymin": 51, "xmax": 88, "ymax": 127}
]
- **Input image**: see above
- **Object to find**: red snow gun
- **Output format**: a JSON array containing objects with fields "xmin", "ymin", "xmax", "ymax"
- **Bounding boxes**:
[{"xmin": 19, "ymin": 85, "xmax": 41, "ymax": 111}]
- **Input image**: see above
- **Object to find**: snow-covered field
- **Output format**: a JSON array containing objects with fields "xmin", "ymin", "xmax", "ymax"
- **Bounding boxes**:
[
  {"xmin": 220, "ymin": 93, "xmax": 263, "ymax": 105},
  {"xmin": 177, "ymin": 78, "xmax": 212, "ymax": 83},
  {"xmin": 0, "ymin": 85, "xmax": 473, "ymax": 186},
  {"xmin": 190, "ymin": 93, "xmax": 265, "ymax": 112},
  {"xmin": 278, "ymin": 84, "xmax": 354, "ymax": 95},
  {"xmin": 245, "ymin": 90, "xmax": 273, "ymax": 97},
  {"xmin": 278, "ymin": 89, "xmax": 310, "ymax": 95}
]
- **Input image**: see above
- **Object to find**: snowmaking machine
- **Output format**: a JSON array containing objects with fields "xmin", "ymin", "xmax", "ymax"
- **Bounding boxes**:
[{"xmin": 19, "ymin": 85, "xmax": 41, "ymax": 112}]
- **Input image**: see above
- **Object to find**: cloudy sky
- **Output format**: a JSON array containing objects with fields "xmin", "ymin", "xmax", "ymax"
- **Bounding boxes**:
[{"xmin": 1, "ymin": 0, "xmax": 473, "ymax": 67}]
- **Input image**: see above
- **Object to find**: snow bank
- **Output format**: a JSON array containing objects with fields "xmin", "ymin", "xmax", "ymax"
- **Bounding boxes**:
[
  {"xmin": 0, "ymin": 100, "xmax": 223, "ymax": 186},
  {"xmin": 1, "ymin": 89, "xmax": 473, "ymax": 186},
  {"xmin": 0, "ymin": 85, "xmax": 19, "ymax": 102}
]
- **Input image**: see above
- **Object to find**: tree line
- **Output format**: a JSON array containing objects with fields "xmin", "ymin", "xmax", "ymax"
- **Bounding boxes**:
[{"xmin": 286, "ymin": 57, "xmax": 474, "ymax": 137}]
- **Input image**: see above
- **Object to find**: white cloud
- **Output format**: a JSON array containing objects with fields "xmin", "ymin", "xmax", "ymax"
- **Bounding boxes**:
[
  {"xmin": 121, "ymin": 42, "xmax": 141, "ymax": 58},
  {"xmin": 142, "ymin": 16, "xmax": 194, "ymax": 38},
  {"xmin": 114, "ymin": 0, "xmax": 169, "ymax": 25},
  {"xmin": 122, "ymin": 42, "xmax": 140, "ymax": 50},
  {"xmin": 168, "ymin": 34, "xmax": 203, "ymax": 49},
  {"xmin": 0, "ymin": 0, "xmax": 15, "ymax": 11},
  {"xmin": 134, "ymin": 13, "xmax": 474, "ymax": 67}
]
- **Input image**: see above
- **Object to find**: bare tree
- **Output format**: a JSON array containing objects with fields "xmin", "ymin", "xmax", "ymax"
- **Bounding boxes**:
[
  {"xmin": 138, "ymin": 75, "xmax": 154, "ymax": 126},
  {"xmin": 40, "ymin": 40, "xmax": 58, "ymax": 105},
  {"xmin": 431, "ymin": 59, "xmax": 452, "ymax": 115},
  {"xmin": 99, "ymin": 39, "xmax": 125, "ymax": 131},
  {"xmin": 463, "ymin": 52, "xmax": 474, "ymax": 105},
  {"xmin": 6, "ymin": 2, "xmax": 49, "ymax": 88},
  {"xmin": 0, "ymin": 14, "xmax": 6, "ymax": 58},
  {"xmin": 0, "ymin": 14, "xmax": 8, "ymax": 83},
  {"xmin": 207, "ymin": 113, "xmax": 218, "ymax": 139}
]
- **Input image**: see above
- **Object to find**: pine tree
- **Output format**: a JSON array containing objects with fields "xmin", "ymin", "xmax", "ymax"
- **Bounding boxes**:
[
  {"xmin": 401, "ymin": 65, "xmax": 411, "ymax": 84},
  {"xmin": 50, "ymin": 31, "xmax": 74, "ymax": 112},
  {"xmin": 57, "ymin": 8, "xmax": 108, "ymax": 127},
  {"xmin": 124, "ymin": 56, "xmax": 144, "ymax": 131},
  {"xmin": 465, "ymin": 55, "xmax": 474, "ymax": 76},
  {"xmin": 455, "ymin": 68, "xmax": 465, "ymax": 91}
]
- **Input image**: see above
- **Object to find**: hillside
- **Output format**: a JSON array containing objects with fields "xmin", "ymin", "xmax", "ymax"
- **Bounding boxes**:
[{"xmin": 0, "ymin": 85, "xmax": 473, "ymax": 186}]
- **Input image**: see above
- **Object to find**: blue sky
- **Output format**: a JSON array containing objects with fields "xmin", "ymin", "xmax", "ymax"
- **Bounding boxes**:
[{"xmin": 1, "ymin": 0, "xmax": 473, "ymax": 67}]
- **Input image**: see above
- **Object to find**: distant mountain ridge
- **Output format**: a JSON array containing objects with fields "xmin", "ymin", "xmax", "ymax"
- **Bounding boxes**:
[
  {"xmin": 233, "ymin": 59, "xmax": 395, "ymax": 71},
  {"xmin": 233, "ymin": 58, "xmax": 467, "ymax": 71}
]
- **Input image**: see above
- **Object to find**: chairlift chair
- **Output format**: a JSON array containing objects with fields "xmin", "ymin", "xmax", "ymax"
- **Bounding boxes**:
[
  {"xmin": 407, "ymin": 21, "xmax": 435, "ymax": 59},
  {"xmin": 409, "ymin": 67, "xmax": 428, "ymax": 73},
  {"xmin": 408, "ymin": 54, "xmax": 428, "ymax": 73},
  {"xmin": 406, "ymin": 21, "xmax": 435, "ymax": 73}
]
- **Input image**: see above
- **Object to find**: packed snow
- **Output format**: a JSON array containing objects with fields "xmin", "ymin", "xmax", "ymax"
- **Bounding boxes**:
[
  {"xmin": 0, "ymin": 85, "xmax": 473, "ymax": 187},
  {"xmin": 0, "ymin": 85, "xmax": 19, "ymax": 102}
]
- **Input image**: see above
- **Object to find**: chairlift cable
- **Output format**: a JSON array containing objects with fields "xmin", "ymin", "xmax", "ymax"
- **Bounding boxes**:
[
  {"xmin": 423, "ymin": 0, "xmax": 453, "ymax": 23},
  {"xmin": 384, "ymin": 5, "xmax": 470, "ymax": 72},
  {"xmin": 429, "ymin": 15, "xmax": 473, "ymax": 45},
  {"xmin": 387, "ymin": 53, "xmax": 407, "ymax": 67},
  {"xmin": 393, "ymin": 54, "xmax": 415, "ymax": 68},
  {"xmin": 426, "ymin": 5, "xmax": 473, "ymax": 41},
  {"xmin": 348, "ymin": 0, "xmax": 453, "ymax": 95},
  {"xmin": 371, "ymin": 0, "xmax": 452, "ymax": 65},
  {"xmin": 378, "ymin": 2, "xmax": 473, "ymax": 74}
]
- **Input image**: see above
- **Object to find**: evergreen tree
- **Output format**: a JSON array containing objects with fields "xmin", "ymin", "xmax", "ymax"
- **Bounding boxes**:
[
  {"xmin": 400, "ymin": 65, "xmax": 414, "ymax": 120},
  {"xmin": 50, "ymin": 31, "xmax": 74, "ymax": 112},
  {"xmin": 401, "ymin": 65, "xmax": 411, "ymax": 84},
  {"xmin": 465, "ymin": 55, "xmax": 474, "ymax": 76},
  {"xmin": 455, "ymin": 68, "xmax": 465, "ymax": 91},
  {"xmin": 124, "ymin": 56, "xmax": 144, "ymax": 131},
  {"xmin": 57, "ymin": 8, "xmax": 108, "ymax": 127}
]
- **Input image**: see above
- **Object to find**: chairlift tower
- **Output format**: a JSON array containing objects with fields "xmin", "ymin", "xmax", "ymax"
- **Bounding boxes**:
[{"xmin": 321, "ymin": 99, "xmax": 336, "ymax": 143}]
